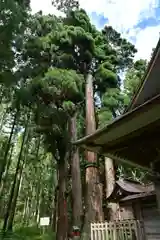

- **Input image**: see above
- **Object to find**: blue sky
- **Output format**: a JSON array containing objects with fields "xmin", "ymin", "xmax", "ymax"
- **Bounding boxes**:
[{"xmin": 31, "ymin": 0, "xmax": 160, "ymax": 60}]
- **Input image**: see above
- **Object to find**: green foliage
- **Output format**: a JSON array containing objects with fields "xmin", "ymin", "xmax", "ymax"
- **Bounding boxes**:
[
  {"xmin": 65, "ymin": 9, "xmax": 92, "ymax": 32},
  {"xmin": 0, "ymin": 0, "xmax": 29, "ymax": 86},
  {"xmin": 124, "ymin": 59, "xmax": 147, "ymax": 98},
  {"xmin": 95, "ymin": 63, "xmax": 117, "ymax": 94},
  {"xmin": 0, "ymin": 226, "xmax": 55, "ymax": 240},
  {"xmin": 102, "ymin": 26, "xmax": 137, "ymax": 70},
  {"xmin": 52, "ymin": 0, "xmax": 79, "ymax": 13},
  {"xmin": 43, "ymin": 68, "xmax": 83, "ymax": 104},
  {"xmin": 25, "ymin": 68, "xmax": 84, "ymax": 157},
  {"xmin": 97, "ymin": 109, "xmax": 113, "ymax": 128},
  {"xmin": 102, "ymin": 88, "xmax": 129, "ymax": 115},
  {"xmin": 97, "ymin": 87, "xmax": 129, "ymax": 128},
  {"xmin": 116, "ymin": 164, "xmax": 150, "ymax": 184}
]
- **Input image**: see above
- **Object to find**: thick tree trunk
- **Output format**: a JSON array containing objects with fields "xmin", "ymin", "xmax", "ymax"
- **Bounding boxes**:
[
  {"xmin": 82, "ymin": 73, "xmax": 103, "ymax": 239},
  {"xmin": 56, "ymin": 159, "xmax": 68, "ymax": 240},
  {"xmin": 70, "ymin": 114, "xmax": 83, "ymax": 229}
]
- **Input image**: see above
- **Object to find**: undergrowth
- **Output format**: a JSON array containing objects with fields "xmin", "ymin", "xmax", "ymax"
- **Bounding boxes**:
[{"xmin": 0, "ymin": 225, "xmax": 55, "ymax": 240}]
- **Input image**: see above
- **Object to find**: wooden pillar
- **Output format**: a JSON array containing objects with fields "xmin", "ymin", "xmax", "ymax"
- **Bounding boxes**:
[
  {"xmin": 151, "ymin": 161, "xmax": 160, "ymax": 212},
  {"xmin": 133, "ymin": 200, "xmax": 143, "ymax": 220},
  {"xmin": 154, "ymin": 179, "xmax": 160, "ymax": 211},
  {"xmin": 108, "ymin": 202, "xmax": 120, "ymax": 221}
]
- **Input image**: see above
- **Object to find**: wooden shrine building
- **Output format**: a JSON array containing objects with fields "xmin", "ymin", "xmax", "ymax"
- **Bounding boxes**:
[
  {"xmin": 106, "ymin": 178, "xmax": 160, "ymax": 239},
  {"xmin": 105, "ymin": 179, "xmax": 155, "ymax": 220}
]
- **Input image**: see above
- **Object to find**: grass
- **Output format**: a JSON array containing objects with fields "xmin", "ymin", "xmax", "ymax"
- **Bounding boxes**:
[{"xmin": 0, "ymin": 226, "xmax": 55, "ymax": 240}]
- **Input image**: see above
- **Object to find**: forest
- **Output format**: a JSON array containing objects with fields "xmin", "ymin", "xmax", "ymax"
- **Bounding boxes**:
[{"xmin": 0, "ymin": 0, "xmax": 149, "ymax": 239}]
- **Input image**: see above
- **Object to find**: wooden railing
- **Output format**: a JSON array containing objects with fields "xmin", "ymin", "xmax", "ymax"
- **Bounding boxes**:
[{"xmin": 91, "ymin": 220, "xmax": 145, "ymax": 240}]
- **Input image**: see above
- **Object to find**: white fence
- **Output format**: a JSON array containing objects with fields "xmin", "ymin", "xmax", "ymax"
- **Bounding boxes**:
[{"xmin": 91, "ymin": 220, "xmax": 145, "ymax": 240}]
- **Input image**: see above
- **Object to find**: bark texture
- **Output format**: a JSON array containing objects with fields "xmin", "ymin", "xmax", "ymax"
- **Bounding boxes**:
[
  {"xmin": 56, "ymin": 158, "xmax": 68, "ymax": 240},
  {"xmin": 70, "ymin": 114, "xmax": 83, "ymax": 228},
  {"xmin": 82, "ymin": 73, "xmax": 103, "ymax": 239}
]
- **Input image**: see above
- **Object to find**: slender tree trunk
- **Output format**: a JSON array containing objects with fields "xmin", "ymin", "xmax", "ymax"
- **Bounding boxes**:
[
  {"xmin": 0, "ymin": 145, "xmax": 14, "ymax": 204},
  {"xmin": 30, "ymin": 186, "xmax": 36, "ymax": 221},
  {"xmin": 0, "ymin": 86, "xmax": 5, "ymax": 104},
  {"xmin": 70, "ymin": 114, "xmax": 83, "ymax": 229},
  {"xmin": 7, "ymin": 160, "xmax": 25, "ymax": 230},
  {"xmin": 56, "ymin": 161, "xmax": 67, "ymax": 240},
  {"xmin": 26, "ymin": 190, "xmax": 32, "ymax": 226},
  {"xmin": 0, "ymin": 109, "xmax": 18, "ymax": 185},
  {"xmin": 82, "ymin": 73, "xmax": 103, "ymax": 239},
  {"xmin": 3, "ymin": 118, "xmax": 28, "ymax": 232},
  {"xmin": 22, "ymin": 197, "xmax": 28, "ymax": 223},
  {"xmin": 36, "ymin": 188, "xmax": 42, "ymax": 224},
  {"xmin": 33, "ymin": 137, "xmax": 41, "ymax": 224},
  {"xmin": 23, "ymin": 196, "xmax": 30, "ymax": 225},
  {"xmin": 35, "ymin": 182, "xmax": 41, "ymax": 222},
  {"xmin": 52, "ymin": 186, "xmax": 58, "ymax": 232},
  {"xmin": 0, "ymin": 106, "xmax": 8, "ymax": 134}
]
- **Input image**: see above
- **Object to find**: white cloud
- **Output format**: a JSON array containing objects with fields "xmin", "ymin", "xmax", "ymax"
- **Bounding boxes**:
[
  {"xmin": 30, "ymin": 0, "xmax": 60, "ymax": 15},
  {"xmin": 133, "ymin": 26, "xmax": 160, "ymax": 60},
  {"xmin": 30, "ymin": 0, "xmax": 160, "ymax": 60},
  {"xmin": 79, "ymin": 0, "xmax": 158, "ymax": 31},
  {"xmin": 79, "ymin": 0, "xmax": 160, "ymax": 60}
]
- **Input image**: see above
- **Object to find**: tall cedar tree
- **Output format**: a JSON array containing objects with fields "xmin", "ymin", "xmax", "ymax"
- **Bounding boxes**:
[{"xmin": 0, "ymin": 0, "xmax": 144, "ymax": 238}]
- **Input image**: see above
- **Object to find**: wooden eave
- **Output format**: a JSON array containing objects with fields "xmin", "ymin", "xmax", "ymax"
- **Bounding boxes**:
[
  {"xmin": 75, "ymin": 94, "xmax": 160, "ymax": 172},
  {"xmin": 108, "ymin": 179, "xmax": 155, "ymax": 201},
  {"xmin": 116, "ymin": 179, "xmax": 152, "ymax": 194},
  {"xmin": 120, "ymin": 191, "xmax": 155, "ymax": 202}
]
